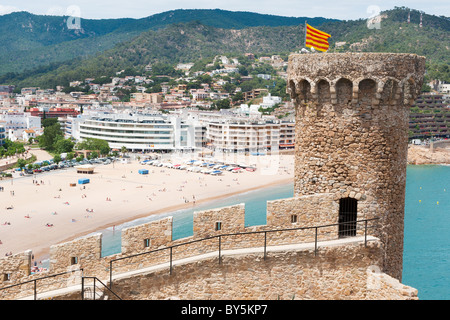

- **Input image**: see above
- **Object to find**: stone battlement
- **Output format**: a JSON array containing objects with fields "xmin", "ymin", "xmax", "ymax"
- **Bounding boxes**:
[
  {"xmin": 0, "ymin": 193, "xmax": 377, "ymax": 299},
  {"xmin": 287, "ymin": 53, "xmax": 425, "ymax": 107}
]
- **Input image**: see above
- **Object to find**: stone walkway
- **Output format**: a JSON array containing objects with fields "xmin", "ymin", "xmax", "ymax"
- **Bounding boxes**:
[{"xmin": 17, "ymin": 235, "xmax": 377, "ymax": 300}]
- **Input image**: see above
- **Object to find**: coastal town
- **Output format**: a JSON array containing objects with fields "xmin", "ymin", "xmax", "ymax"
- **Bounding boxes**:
[
  {"xmin": 0, "ymin": 52, "xmax": 448, "ymax": 163},
  {"xmin": 0, "ymin": 54, "xmax": 298, "ymax": 158},
  {"xmin": 0, "ymin": 51, "xmax": 447, "ymax": 263},
  {"xmin": 0, "ymin": 53, "xmax": 300, "ymax": 263},
  {"xmin": 0, "ymin": 4, "xmax": 448, "ymax": 302}
]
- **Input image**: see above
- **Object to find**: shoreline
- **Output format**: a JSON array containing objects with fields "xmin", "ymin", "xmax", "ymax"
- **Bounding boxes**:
[
  {"xmin": 32, "ymin": 177, "xmax": 294, "ymax": 262},
  {"xmin": 407, "ymin": 144, "xmax": 450, "ymax": 166},
  {"xmin": 31, "ymin": 163, "xmax": 449, "ymax": 262},
  {"xmin": 0, "ymin": 153, "xmax": 295, "ymax": 264}
]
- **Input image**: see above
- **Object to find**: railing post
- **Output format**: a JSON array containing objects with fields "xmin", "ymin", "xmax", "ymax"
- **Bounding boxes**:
[
  {"xmin": 81, "ymin": 277, "xmax": 84, "ymax": 300},
  {"xmin": 93, "ymin": 278, "xmax": 96, "ymax": 301},
  {"xmin": 109, "ymin": 260, "xmax": 113, "ymax": 289},
  {"xmin": 33, "ymin": 279, "xmax": 37, "ymax": 300},
  {"xmin": 169, "ymin": 247, "xmax": 173, "ymax": 275},
  {"xmin": 264, "ymin": 231, "xmax": 267, "ymax": 260},
  {"xmin": 314, "ymin": 227, "xmax": 318, "ymax": 256},
  {"xmin": 364, "ymin": 220, "xmax": 368, "ymax": 247},
  {"xmin": 218, "ymin": 236, "xmax": 222, "ymax": 265}
]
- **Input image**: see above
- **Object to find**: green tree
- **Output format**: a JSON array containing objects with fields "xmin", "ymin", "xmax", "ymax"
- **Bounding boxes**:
[
  {"xmin": 66, "ymin": 152, "xmax": 75, "ymax": 161},
  {"xmin": 232, "ymin": 91, "xmax": 244, "ymax": 102},
  {"xmin": 53, "ymin": 154, "xmax": 62, "ymax": 164},
  {"xmin": 16, "ymin": 158, "xmax": 27, "ymax": 169},
  {"xmin": 54, "ymin": 138, "xmax": 75, "ymax": 154},
  {"xmin": 38, "ymin": 123, "xmax": 63, "ymax": 151},
  {"xmin": 238, "ymin": 66, "xmax": 249, "ymax": 76},
  {"xmin": 213, "ymin": 98, "xmax": 231, "ymax": 110},
  {"xmin": 1, "ymin": 139, "xmax": 25, "ymax": 157},
  {"xmin": 99, "ymin": 144, "xmax": 110, "ymax": 156},
  {"xmin": 54, "ymin": 139, "xmax": 75, "ymax": 153},
  {"xmin": 76, "ymin": 138, "xmax": 110, "ymax": 155}
]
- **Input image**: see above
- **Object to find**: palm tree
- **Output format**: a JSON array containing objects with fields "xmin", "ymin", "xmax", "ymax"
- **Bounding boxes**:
[{"xmin": 121, "ymin": 146, "xmax": 128, "ymax": 157}]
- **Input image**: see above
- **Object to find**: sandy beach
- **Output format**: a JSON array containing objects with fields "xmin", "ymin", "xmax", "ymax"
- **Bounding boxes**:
[{"xmin": 0, "ymin": 150, "xmax": 294, "ymax": 262}]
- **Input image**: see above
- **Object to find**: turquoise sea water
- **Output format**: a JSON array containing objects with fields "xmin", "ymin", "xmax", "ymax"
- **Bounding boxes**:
[
  {"xmin": 100, "ymin": 165, "xmax": 449, "ymax": 300},
  {"xmin": 403, "ymin": 165, "xmax": 449, "ymax": 300}
]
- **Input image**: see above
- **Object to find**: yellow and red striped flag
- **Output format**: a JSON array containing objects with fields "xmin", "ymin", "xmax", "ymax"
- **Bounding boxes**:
[{"xmin": 305, "ymin": 23, "xmax": 331, "ymax": 52}]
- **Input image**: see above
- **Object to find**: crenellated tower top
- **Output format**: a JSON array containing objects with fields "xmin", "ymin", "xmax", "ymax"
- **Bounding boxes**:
[{"xmin": 287, "ymin": 52, "xmax": 425, "ymax": 108}]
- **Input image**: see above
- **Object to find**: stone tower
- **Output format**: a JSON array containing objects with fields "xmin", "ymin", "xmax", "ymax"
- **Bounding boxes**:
[{"xmin": 287, "ymin": 53, "xmax": 425, "ymax": 280}]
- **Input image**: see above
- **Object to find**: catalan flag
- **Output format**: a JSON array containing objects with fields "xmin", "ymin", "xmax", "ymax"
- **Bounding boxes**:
[{"xmin": 305, "ymin": 23, "xmax": 331, "ymax": 52}]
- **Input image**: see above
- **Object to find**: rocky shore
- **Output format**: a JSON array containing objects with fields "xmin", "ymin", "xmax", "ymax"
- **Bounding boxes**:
[{"xmin": 407, "ymin": 144, "xmax": 450, "ymax": 165}]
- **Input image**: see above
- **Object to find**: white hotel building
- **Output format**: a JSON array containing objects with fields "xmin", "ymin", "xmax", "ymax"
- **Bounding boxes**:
[
  {"xmin": 206, "ymin": 118, "xmax": 295, "ymax": 152},
  {"xmin": 0, "ymin": 112, "xmax": 41, "ymax": 142},
  {"xmin": 68, "ymin": 110, "xmax": 294, "ymax": 153},
  {"xmin": 75, "ymin": 112, "xmax": 203, "ymax": 152}
]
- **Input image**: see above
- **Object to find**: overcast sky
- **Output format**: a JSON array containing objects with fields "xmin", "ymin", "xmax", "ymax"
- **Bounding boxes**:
[{"xmin": 0, "ymin": 1, "xmax": 448, "ymax": 20}]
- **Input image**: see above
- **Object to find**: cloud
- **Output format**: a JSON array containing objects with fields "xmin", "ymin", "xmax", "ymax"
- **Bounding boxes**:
[
  {"xmin": 0, "ymin": 5, "xmax": 20, "ymax": 15},
  {"xmin": 0, "ymin": 1, "xmax": 448, "ymax": 20}
]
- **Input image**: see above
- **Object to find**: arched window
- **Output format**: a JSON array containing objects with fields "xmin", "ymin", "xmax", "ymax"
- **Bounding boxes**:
[
  {"xmin": 298, "ymin": 79, "xmax": 311, "ymax": 103},
  {"xmin": 288, "ymin": 80, "xmax": 297, "ymax": 100},
  {"xmin": 317, "ymin": 79, "xmax": 331, "ymax": 104},
  {"xmin": 336, "ymin": 78, "xmax": 353, "ymax": 105},
  {"xmin": 358, "ymin": 79, "xmax": 377, "ymax": 106}
]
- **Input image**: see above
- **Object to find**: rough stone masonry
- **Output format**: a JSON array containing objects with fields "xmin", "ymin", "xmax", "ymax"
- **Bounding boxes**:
[{"xmin": 287, "ymin": 52, "xmax": 426, "ymax": 281}]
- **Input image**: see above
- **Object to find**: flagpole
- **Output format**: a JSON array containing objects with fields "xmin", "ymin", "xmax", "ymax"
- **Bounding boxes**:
[{"xmin": 304, "ymin": 20, "xmax": 307, "ymax": 48}]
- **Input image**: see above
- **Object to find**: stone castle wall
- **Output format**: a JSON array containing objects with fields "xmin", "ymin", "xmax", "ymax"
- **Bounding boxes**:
[
  {"xmin": 1, "ymin": 194, "xmax": 385, "ymax": 300},
  {"xmin": 287, "ymin": 53, "xmax": 426, "ymax": 280},
  {"xmin": 0, "ymin": 52, "xmax": 425, "ymax": 300},
  {"xmin": 108, "ymin": 241, "xmax": 417, "ymax": 300}
]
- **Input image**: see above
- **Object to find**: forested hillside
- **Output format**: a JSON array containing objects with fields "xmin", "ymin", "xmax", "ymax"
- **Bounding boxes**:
[
  {"xmin": 0, "ymin": 7, "xmax": 448, "ymax": 89},
  {"xmin": 0, "ymin": 9, "xmax": 335, "ymax": 76}
]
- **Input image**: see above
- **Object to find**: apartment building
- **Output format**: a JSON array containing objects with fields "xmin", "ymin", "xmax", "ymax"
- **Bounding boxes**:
[
  {"xmin": 206, "ymin": 119, "xmax": 288, "ymax": 152},
  {"xmin": 409, "ymin": 94, "xmax": 450, "ymax": 139},
  {"xmin": 0, "ymin": 123, "xmax": 5, "ymax": 146},
  {"xmin": 0, "ymin": 112, "xmax": 41, "ymax": 141},
  {"xmin": 279, "ymin": 121, "xmax": 295, "ymax": 149},
  {"xmin": 130, "ymin": 92, "xmax": 163, "ymax": 104},
  {"xmin": 28, "ymin": 107, "xmax": 80, "ymax": 119},
  {"xmin": 243, "ymin": 88, "xmax": 269, "ymax": 101},
  {"xmin": 75, "ymin": 112, "xmax": 202, "ymax": 152}
]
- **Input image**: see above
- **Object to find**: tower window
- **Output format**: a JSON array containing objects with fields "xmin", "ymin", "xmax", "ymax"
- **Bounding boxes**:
[
  {"xmin": 338, "ymin": 197, "xmax": 358, "ymax": 238},
  {"xmin": 291, "ymin": 214, "xmax": 298, "ymax": 223}
]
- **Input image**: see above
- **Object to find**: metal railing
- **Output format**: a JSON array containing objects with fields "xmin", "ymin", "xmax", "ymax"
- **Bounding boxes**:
[
  {"xmin": 81, "ymin": 277, "xmax": 122, "ymax": 300},
  {"xmin": 108, "ymin": 218, "xmax": 379, "ymax": 289},
  {"xmin": 0, "ymin": 218, "xmax": 378, "ymax": 300},
  {"xmin": 0, "ymin": 268, "xmax": 83, "ymax": 300}
]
